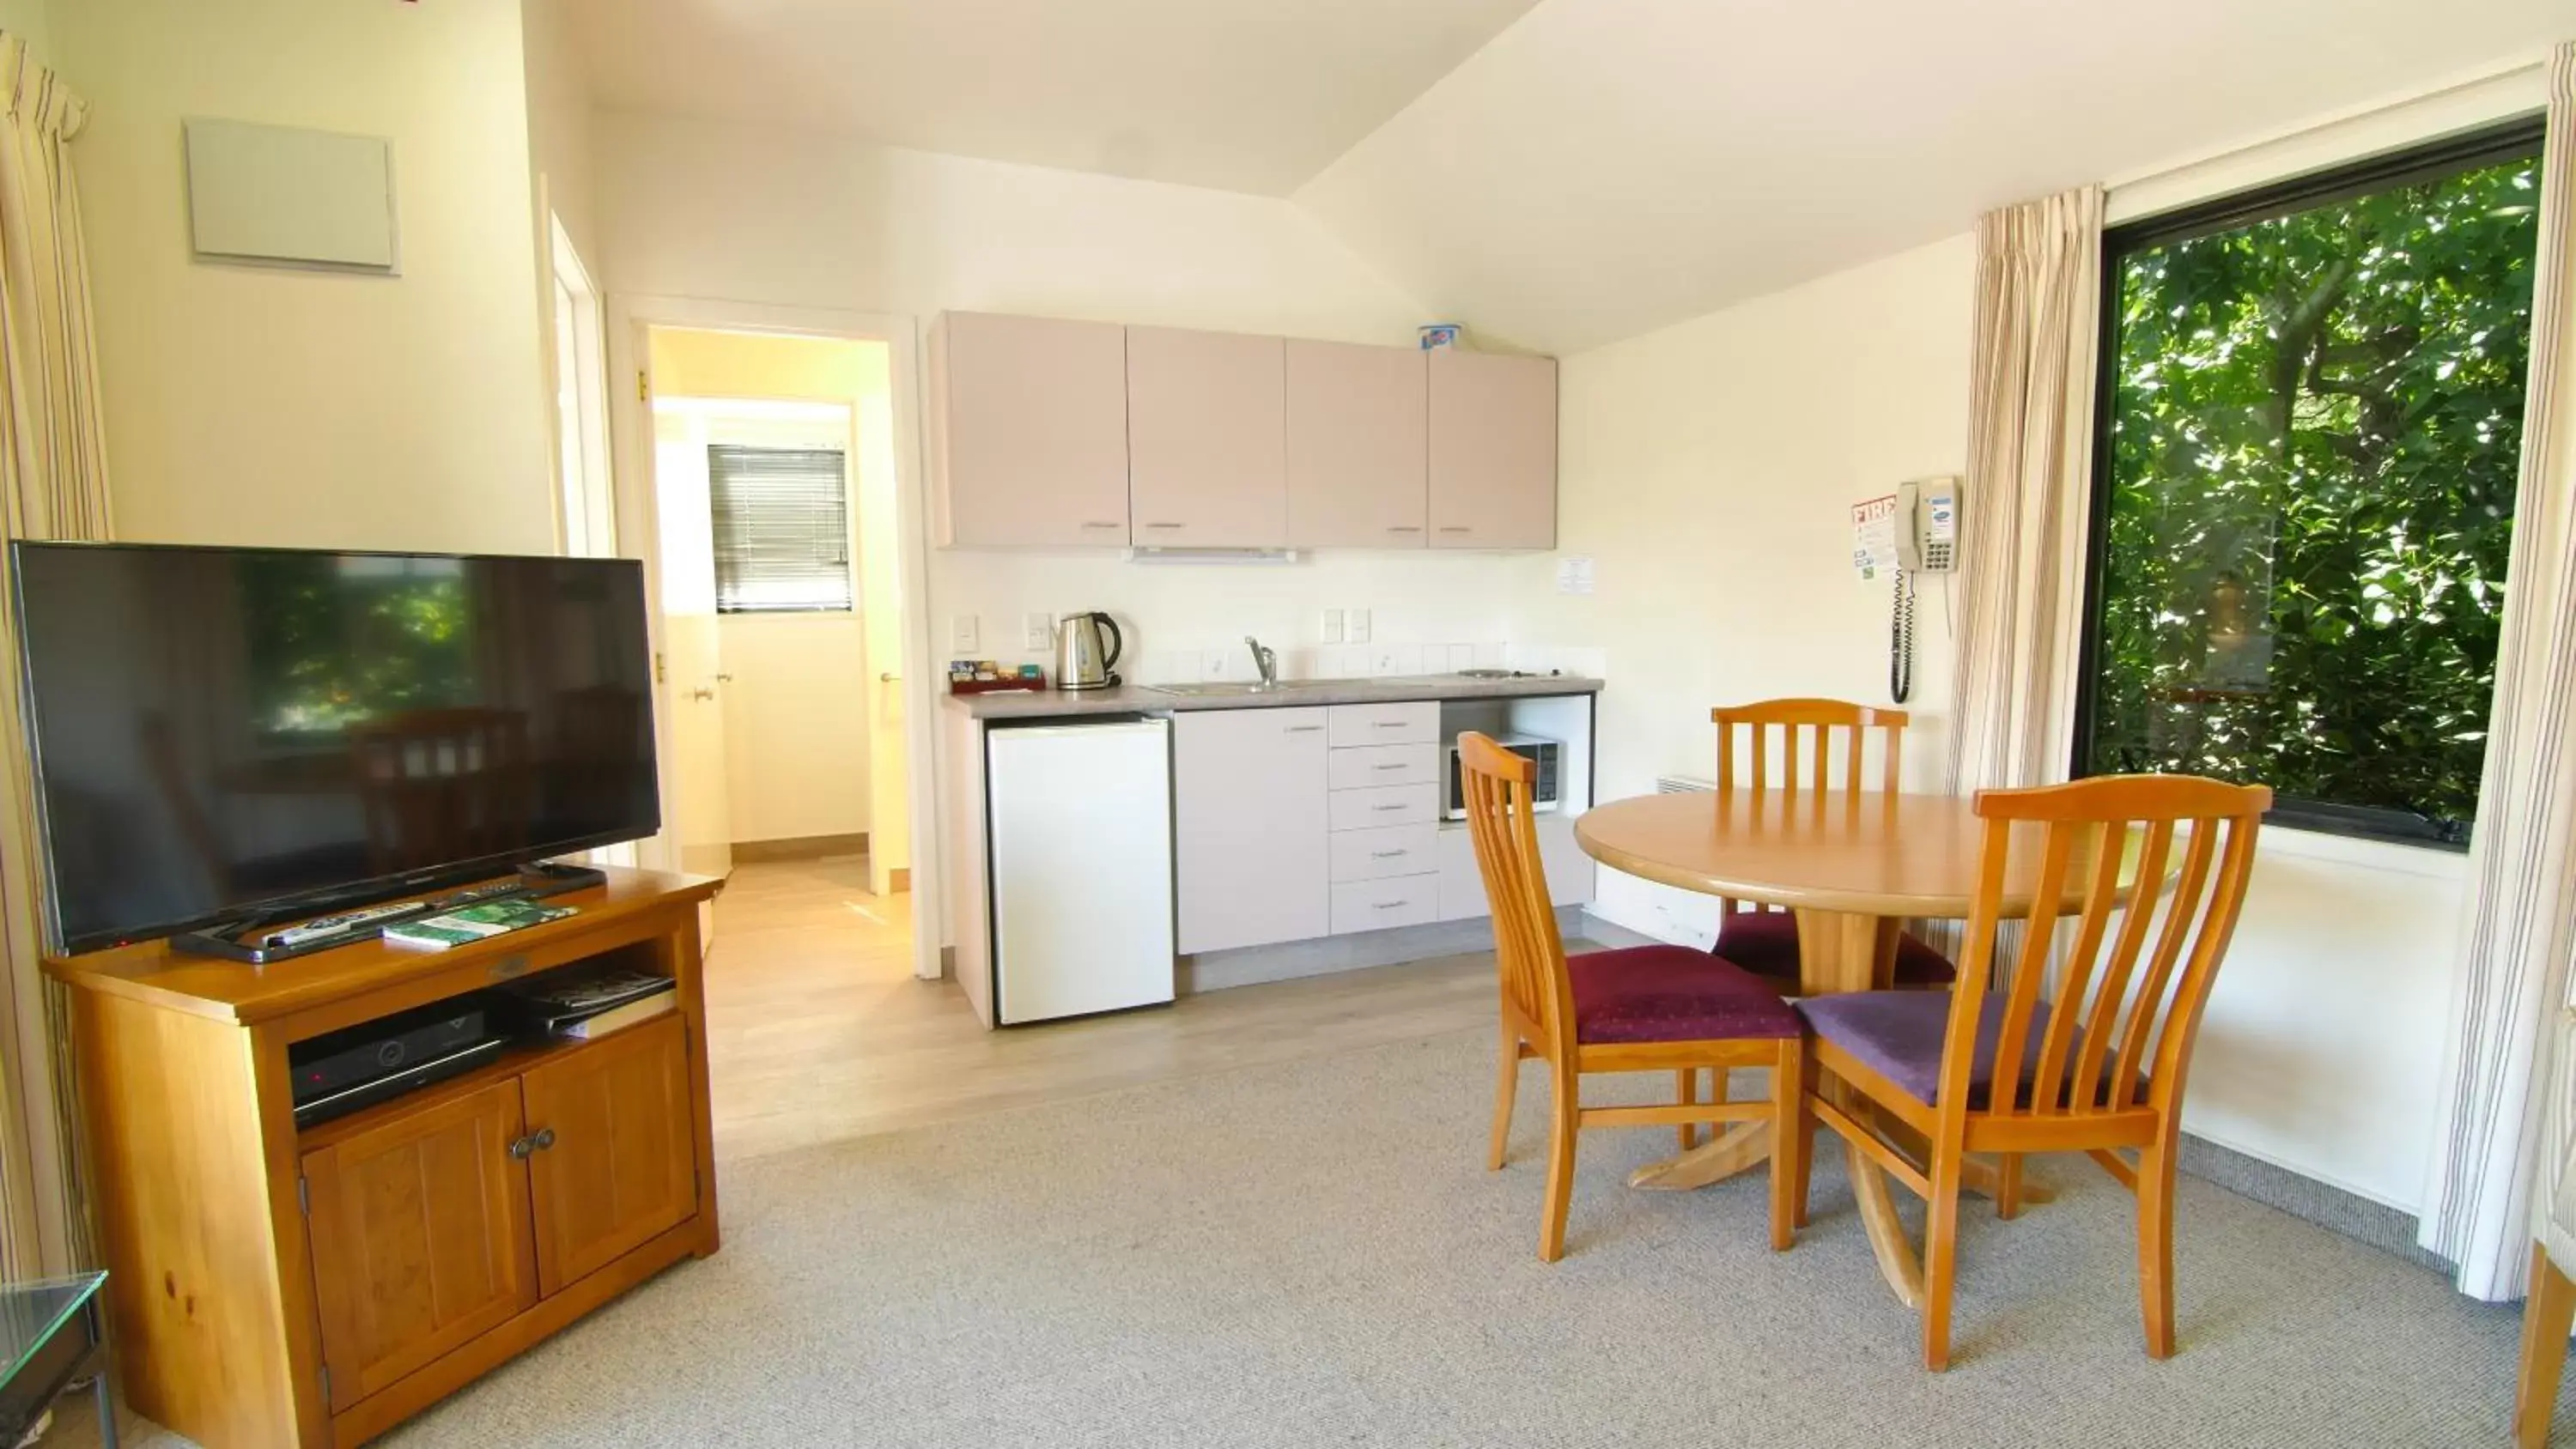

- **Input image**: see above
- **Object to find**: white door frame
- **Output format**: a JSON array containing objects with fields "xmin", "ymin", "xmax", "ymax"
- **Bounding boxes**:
[{"xmin": 605, "ymin": 294, "xmax": 944, "ymax": 982}]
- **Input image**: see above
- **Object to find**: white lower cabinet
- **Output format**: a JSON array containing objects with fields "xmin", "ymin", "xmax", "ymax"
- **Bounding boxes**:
[
  {"xmin": 1331, "ymin": 876, "xmax": 1440, "ymax": 933},
  {"xmin": 1438, "ymin": 815, "xmax": 1595, "ymax": 922},
  {"xmin": 1174, "ymin": 707, "xmax": 1329, "ymax": 954}
]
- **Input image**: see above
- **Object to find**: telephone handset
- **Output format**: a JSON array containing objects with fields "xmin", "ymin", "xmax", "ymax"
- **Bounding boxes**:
[{"xmin": 1889, "ymin": 477, "xmax": 1960, "ymax": 705}]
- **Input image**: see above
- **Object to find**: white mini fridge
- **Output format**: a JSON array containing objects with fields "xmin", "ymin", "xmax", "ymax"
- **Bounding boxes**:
[{"xmin": 985, "ymin": 718, "xmax": 1176, "ymax": 1024}]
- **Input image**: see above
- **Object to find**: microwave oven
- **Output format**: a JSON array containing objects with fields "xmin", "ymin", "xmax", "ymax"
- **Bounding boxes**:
[{"xmin": 1443, "ymin": 734, "xmax": 1564, "ymax": 820}]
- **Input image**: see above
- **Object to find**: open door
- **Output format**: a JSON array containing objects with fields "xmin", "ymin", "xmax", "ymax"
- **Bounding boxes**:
[
  {"xmin": 653, "ymin": 402, "xmax": 736, "ymax": 885},
  {"xmin": 857, "ymin": 385, "xmax": 911, "ymax": 898}
]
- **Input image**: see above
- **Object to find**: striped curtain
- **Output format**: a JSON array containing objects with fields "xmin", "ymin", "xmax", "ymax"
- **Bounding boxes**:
[
  {"xmin": 0, "ymin": 31, "xmax": 109, "ymax": 1280},
  {"xmin": 2419, "ymin": 43, "xmax": 2576, "ymax": 1302},
  {"xmin": 1923, "ymin": 185, "xmax": 2105, "ymax": 959}
]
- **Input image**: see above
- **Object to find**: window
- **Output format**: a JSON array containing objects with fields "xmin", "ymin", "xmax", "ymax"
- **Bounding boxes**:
[
  {"xmin": 707, "ymin": 444, "xmax": 854, "ymax": 613},
  {"xmin": 2073, "ymin": 121, "xmax": 2546, "ymax": 846}
]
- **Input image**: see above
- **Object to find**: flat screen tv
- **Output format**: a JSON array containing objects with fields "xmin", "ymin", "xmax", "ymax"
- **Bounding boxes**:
[{"xmin": 11, "ymin": 543, "xmax": 661, "ymax": 954}]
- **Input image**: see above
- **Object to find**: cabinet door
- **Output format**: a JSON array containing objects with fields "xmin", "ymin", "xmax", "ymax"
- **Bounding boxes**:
[
  {"xmin": 519, "ymin": 1015, "xmax": 698, "ymax": 1296},
  {"xmin": 932, "ymin": 312, "xmax": 1132, "ymax": 548},
  {"xmin": 1285, "ymin": 340, "xmax": 1426, "ymax": 547},
  {"xmin": 1428, "ymin": 350, "xmax": 1558, "ymax": 549},
  {"xmin": 1127, "ymin": 326, "xmax": 1288, "ymax": 548},
  {"xmin": 1175, "ymin": 707, "xmax": 1328, "ymax": 953},
  {"xmin": 301, "ymin": 1079, "xmax": 537, "ymax": 1413}
]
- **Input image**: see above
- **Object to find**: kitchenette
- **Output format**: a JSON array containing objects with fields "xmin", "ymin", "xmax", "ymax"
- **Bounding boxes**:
[{"xmin": 940, "ymin": 668, "xmax": 1601, "ymax": 1027}]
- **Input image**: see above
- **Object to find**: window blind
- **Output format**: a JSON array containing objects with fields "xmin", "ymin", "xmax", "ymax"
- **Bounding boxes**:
[{"xmin": 707, "ymin": 444, "xmax": 853, "ymax": 613}]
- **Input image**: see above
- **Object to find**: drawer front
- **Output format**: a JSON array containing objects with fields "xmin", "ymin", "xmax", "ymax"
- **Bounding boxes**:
[
  {"xmin": 1327, "ymin": 742, "xmax": 1441, "ymax": 792},
  {"xmin": 1327, "ymin": 700, "xmax": 1439, "ymax": 749},
  {"xmin": 1330, "ymin": 783, "xmax": 1440, "ymax": 831},
  {"xmin": 1329, "ymin": 823, "xmax": 1439, "ymax": 883},
  {"xmin": 1331, "ymin": 876, "xmax": 1441, "ymax": 934}
]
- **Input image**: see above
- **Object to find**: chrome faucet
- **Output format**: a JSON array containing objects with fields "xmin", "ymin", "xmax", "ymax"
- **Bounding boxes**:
[{"xmin": 1246, "ymin": 635, "xmax": 1279, "ymax": 689}]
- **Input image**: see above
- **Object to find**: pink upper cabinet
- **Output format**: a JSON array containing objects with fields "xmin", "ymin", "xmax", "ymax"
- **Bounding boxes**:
[
  {"xmin": 1285, "ymin": 340, "xmax": 1428, "ymax": 549},
  {"xmin": 1126, "ymin": 325, "xmax": 1289, "ymax": 549},
  {"xmin": 1428, "ymin": 350, "xmax": 1558, "ymax": 550},
  {"xmin": 930, "ymin": 312, "xmax": 1133, "ymax": 548}
]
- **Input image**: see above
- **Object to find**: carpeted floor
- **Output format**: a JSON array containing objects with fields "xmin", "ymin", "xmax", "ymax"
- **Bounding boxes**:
[{"xmin": 87, "ymin": 1029, "xmax": 2555, "ymax": 1448}]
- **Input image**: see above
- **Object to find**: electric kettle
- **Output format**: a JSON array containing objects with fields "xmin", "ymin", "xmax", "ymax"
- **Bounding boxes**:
[{"xmin": 1056, "ymin": 611, "xmax": 1123, "ymax": 690}]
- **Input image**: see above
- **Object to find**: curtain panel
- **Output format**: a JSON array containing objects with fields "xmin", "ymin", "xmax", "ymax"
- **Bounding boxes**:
[
  {"xmin": 1920, "ymin": 185, "xmax": 2105, "ymax": 962},
  {"xmin": 0, "ymin": 29, "xmax": 110, "ymax": 1279},
  {"xmin": 2420, "ymin": 41, "xmax": 2576, "ymax": 1301}
]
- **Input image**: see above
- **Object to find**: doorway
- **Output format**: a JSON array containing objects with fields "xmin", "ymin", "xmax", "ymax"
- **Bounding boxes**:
[{"xmin": 611, "ymin": 307, "xmax": 944, "ymax": 1157}]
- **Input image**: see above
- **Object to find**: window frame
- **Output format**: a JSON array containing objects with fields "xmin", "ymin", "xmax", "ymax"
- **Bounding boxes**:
[{"xmin": 2068, "ymin": 116, "xmax": 2549, "ymax": 851}]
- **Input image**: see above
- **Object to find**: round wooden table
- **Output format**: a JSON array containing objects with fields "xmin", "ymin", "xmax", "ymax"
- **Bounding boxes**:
[{"xmin": 1574, "ymin": 789, "xmax": 2119, "ymax": 1306}]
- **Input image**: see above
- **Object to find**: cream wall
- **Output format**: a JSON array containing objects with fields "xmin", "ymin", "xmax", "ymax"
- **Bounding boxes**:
[
  {"xmin": 55, "ymin": 0, "xmax": 553, "ymax": 554},
  {"xmin": 1533, "ymin": 220, "xmax": 2480, "ymax": 1210},
  {"xmin": 0, "ymin": 0, "xmax": 49, "ymax": 67}
]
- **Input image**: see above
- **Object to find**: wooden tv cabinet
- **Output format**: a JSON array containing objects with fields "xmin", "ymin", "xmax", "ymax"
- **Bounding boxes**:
[{"xmin": 43, "ymin": 867, "xmax": 725, "ymax": 1448}]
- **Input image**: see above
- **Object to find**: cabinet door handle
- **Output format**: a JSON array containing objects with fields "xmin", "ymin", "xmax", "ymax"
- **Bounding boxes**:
[
  {"xmin": 508, "ymin": 1135, "xmax": 536, "ymax": 1161},
  {"xmin": 1081, "ymin": 521, "xmax": 1122, "ymax": 529},
  {"xmin": 532, "ymin": 1127, "xmax": 556, "ymax": 1153},
  {"xmin": 1386, "ymin": 525, "xmax": 1422, "ymax": 534},
  {"xmin": 1438, "ymin": 526, "xmax": 1473, "ymax": 534},
  {"xmin": 1144, "ymin": 522, "xmax": 1186, "ymax": 530}
]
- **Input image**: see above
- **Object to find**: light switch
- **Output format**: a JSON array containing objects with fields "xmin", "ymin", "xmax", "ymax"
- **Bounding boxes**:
[
  {"xmin": 1024, "ymin": 613, "xmax": 1054, "ymax": 652},
  {"xmin": 1348, "ymin": 609, "xmax": 1371, "ymax": 644},
  {"xmin": 950, "ymin": 615, "xmax": 980, "ymax": 652},
  {"xmin": 1321, "ymin": 609, "xmax": 1345, "ymax": 644}
]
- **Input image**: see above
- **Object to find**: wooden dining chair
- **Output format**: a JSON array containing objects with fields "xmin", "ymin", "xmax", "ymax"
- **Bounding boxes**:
[
  {"xmin": 1707, "ymin": 699, "xmax": 1955, "ymax": 993},
  {"xmin": 1794, "ymin": 773, "xmax": 2268, "ymax": 1369},
  {"xmin": 1457, "ymin": 731, "xmax": 1808, "ymax": 1261}
]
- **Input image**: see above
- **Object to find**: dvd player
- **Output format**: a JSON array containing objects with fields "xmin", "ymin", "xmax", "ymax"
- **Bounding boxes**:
[
  {"xmin": 290, "ymin": 1003, "xmax": 492, "ymax": 1107},
  {"xmin": 291, "ymin": 1037, "xmax": 507, "ymax": 1129}
]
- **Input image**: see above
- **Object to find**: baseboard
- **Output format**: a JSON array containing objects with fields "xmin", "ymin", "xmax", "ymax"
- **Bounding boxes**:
[
  {"xmin": 2175, "ymin": 1133, "xmax": 2449, "ymax": 1270},
  {"xmin": 1180, "ymin": 906, "xmax": 1590, "ymax": 994},
  {"xmin": 732, "ymin": 833, "xmax": 868, "ymax": 864}
]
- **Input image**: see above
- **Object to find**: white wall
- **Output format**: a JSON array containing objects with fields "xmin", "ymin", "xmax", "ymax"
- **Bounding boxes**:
[
  {"xmin": 56, "ymin": 0, "xmax": 552, "ymax": 554},
  {"xmin": 1533, "ymin": 222, "xmax": 2472, "ymax": 1212}
]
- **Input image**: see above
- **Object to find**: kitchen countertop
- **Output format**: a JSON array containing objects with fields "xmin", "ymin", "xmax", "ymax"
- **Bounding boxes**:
[{"xmin": 941, "ymin": 672, "xmax": 1604, "ymax": 719}]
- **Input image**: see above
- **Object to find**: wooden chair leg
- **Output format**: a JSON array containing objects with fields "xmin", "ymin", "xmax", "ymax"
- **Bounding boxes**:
[
  {"xmin": 1539, "ymin": 1066, "xmax": 1580, "ymax": 1263},
  {"xmin": 1769, "ymin": 1042, "xmax": 1802, "ymax": 1252},
  {"xmin": 2136, "ymin": 1138, "xmax": 2178, "ymax": 1359},
  {"xmin": 1676, "ymin": 1068, "xmax": 1699, "ymax": 1150},
  {"xmin": 1922, "ymin": 1144, "xmax": 1966, "ymax": 1372},
  {"xmin": 1487, "ymin": 1031, "xmax": 1521, "ymax": 1171},
  {"xmin": 1792, "ymin": 1052, "xmax": 1817, "ymax": 1229},
  {"xmin": 1995, "ymin": 1154, "xmax": 2024, "ymax": 1220},
  {"xmin": 2517, "ymin": 1241, "xmax": 2576, "ymax": 1449}
]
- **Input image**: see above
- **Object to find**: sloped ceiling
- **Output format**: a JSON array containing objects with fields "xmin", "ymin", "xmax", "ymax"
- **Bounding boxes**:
[
  {"xmin": 566, "ymin": 0, "xmax": 1540, "ymax": 197},
  {"xmin": 1293, "ymin": 0, "xmax": 2572, "ymax": 354}
]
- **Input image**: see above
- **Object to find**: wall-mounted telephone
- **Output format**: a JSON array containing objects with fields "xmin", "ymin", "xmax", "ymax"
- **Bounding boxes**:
[{"xmin": 1890, "ymin": 476, "xmax": 1962, "ymax": 705}]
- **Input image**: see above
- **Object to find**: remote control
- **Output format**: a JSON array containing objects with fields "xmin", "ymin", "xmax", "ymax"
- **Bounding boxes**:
[{"xmin": 261, "ymin": 900, "xmax": 424, "ymax": 949}]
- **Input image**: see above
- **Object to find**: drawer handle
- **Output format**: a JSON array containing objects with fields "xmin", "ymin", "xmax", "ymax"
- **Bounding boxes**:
[
  {"xmin": 1285, "ymin": 724, "xmax": 1324, "ymax": 732},
  {"xmin": 1373, "ymin": 803, "xmax": 1409, "ymax": 812},
  {"xmin": 1370, "ymin": 849, "xmax": 1410, "ymax": 859},
  {"xmin": 1144, "ymin": 522, "xmax": 1186, "ymax": 530},
  {"xmin": 1373, "ymin": 720, "xmax": 1408, "ymax": 729},
  {"xmin": 1373, "ymin": 762, "xmax": 1407, "ymax": 772},
  {"xmin": 1082, "ymin": 520, "xmax": 1122, "ymax": 530},
  {"xmin": 1439, "ymin": 525, "xmax": 1472, "ymax": 533},
  {"xmin": 1372, "ymin": 899, "xmax": 1412, "ymax": 910},
  {"xmin": 1386, "ymin": 525, "xmax": 1423, "ymax": 533}
]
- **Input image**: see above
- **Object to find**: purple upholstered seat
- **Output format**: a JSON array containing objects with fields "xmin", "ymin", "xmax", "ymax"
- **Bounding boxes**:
[
  {"xmin": 1712, "ymin": 909, "xmax": 1957, "ymax": 987},
  {"xmin": 1795, "ymin": 990, "xmax": 2129, "ymax": 1110},
  {"xmin": 1569, "ymin": 944, "xmax": 1801, "ymax": 1045}
]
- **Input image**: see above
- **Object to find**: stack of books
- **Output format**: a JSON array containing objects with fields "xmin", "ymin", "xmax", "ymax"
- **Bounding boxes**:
[{"xmin": 489, "ymin": 966, "xmax": 677, "ymax": 1042}]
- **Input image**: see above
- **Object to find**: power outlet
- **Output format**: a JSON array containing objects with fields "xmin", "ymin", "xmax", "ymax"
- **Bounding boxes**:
[
  {"xmin": 1024, "ymin": 613, "xmax": 1054, "ymax": 652},
  {"xmin": 1347, "ymin": 609, "xmax": 1372, "ymax": 644},
  {"xmin": 1321, "ymin": 609, "xmax": 1345, "ymax": 645},
  {"xmin": 950, "ymin": 615, "xmax": 980, "ymax": 652}
]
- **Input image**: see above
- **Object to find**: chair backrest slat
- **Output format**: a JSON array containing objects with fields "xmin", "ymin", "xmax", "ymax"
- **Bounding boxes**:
[
  {"xmin": 2071, "ymin": 815, "xmax": 2176, "ymax": 1107},
  {"xmin": 1455, "ymin": 731, "xmax": 1577, "ymax": 1063},
  {"xmin": 1710, "ymin": 699, "xmax": 1908, "ymax": 917},
  {"xmin": 1940, "ymin": 774, "xmax": 2269, "ymax": 1128}
]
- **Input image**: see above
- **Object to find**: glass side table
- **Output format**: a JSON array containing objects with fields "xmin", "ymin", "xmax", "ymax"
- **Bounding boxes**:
[{"xmin": 0, "ymin": 1273, "xmax": 112, "ymax": 1449}]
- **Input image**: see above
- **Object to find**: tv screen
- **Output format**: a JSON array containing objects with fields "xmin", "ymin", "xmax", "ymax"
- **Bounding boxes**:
[{"xmin": 12, "ymin": 543, "xmax": 660, "ymax": 953}]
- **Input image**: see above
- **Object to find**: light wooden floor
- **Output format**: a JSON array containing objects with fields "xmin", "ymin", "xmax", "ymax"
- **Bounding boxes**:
[{"xmin": 703, "ymin": 856, "xmax": 1503, "ymax": 1162}]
